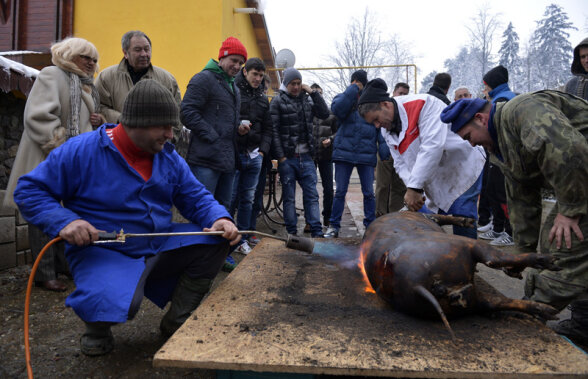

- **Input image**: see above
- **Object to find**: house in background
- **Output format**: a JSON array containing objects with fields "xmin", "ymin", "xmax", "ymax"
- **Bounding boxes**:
[{"xmin": 0, "ymin": 0, "xmax": 276, "ymax": 270}]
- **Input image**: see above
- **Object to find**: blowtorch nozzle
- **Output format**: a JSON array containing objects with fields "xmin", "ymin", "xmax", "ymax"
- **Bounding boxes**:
[{"xmin": 285, "ymin": 234, "xmax": 315, "ymax": 254}]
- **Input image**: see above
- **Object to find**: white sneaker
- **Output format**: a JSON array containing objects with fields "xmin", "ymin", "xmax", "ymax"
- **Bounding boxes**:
[
  {"xmin": 479, "ymin": 230, "xmax": 502, "ymax": 240},
  {"xmin": 477, "ymin": 222, "xmax": 493, "ymax": 233},
  {"xmin": 490, "ymin": 232, "xmax": 515, "ymax": 246},
  {"xmin": 234, "ymin": 240, "xmax": 252, "ymax": 255}
]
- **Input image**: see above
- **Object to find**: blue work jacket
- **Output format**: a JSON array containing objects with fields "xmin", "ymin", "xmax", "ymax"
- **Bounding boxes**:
[{"xmin": 14, "ymin": 125, "xmax": 230, "ymax": 322}]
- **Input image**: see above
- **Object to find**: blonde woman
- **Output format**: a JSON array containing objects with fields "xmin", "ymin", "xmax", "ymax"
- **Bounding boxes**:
[{"xmin": 4, "ymin": 37, "xmax": 103, "ymax": 291}]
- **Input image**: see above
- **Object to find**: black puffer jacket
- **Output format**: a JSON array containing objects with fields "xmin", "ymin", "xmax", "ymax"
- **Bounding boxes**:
[
  {"xmin": 181, "ymin": 63, "xmax": 240, "ymax": 173},
  {"xmin": 234, "ymin": 71, "xmax": 273, "ymax": 156},
  {"xmin": 427, "ymin": 85, "xmax": 450, "ymax": 105},
  {"xmin": 312, "ymin": 114, "xmax": 338, "ymax": 161},
  {"xmin": 270, "ymin": 90, "xmax": 330, "ymax": 159},
  {"xmin": 564, "ymin": 37, "xmax": 588, "ymax": 100}
]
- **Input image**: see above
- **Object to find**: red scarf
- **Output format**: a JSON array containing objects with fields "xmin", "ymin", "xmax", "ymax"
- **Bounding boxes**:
[{"xmin": 107, "ymin": 124, "xmax": 153, "ymax": 181}]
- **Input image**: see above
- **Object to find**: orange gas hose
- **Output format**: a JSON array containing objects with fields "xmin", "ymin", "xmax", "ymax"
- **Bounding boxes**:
[{"xmin": 24, "ymin": 236, "xmax": 62, "ymax": 379}]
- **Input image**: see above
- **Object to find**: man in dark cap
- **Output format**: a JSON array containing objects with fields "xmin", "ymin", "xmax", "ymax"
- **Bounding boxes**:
[
  {"xmin": 271, "ymin": 68, "xmax": 330, "ymax": 237},
  {"xmin": 441, "ymin": 91, "xmax": 588, "ymax": 345},
  {"xmin": 325, "ymin": 70, "xmax": 380, "ymax": 238},
  {"xmin": 477, "ymin": 65, "xmax": 517, "ymax": 246},
  {"xmin": 357, "ymin": 78, "xmax": 486, "ymax": 239},
  {"xmin": 14, "ymin": 79, "xmax": 239, "ymax": 356},
  {"xmin": 483, "ymin": 65, "xmax": 516, "ymax": 103},
  {"xmin": 564, "ymin": 38, "xmax": 588, "ymax": 100},
  {"xmin": 375, "ymin": 82, "xmax": 410, "ymax": 218}
]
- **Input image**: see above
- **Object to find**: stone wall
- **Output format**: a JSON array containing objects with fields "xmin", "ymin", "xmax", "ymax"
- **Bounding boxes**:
[{"xmin": 0, "ymin": 91, "xmax": 31, "ymax": 270}]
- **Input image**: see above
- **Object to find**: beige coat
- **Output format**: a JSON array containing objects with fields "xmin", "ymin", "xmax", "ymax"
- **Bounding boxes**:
[
  {"xmin": 95, "ymin": 59, "xmax": 181, "ymax": 124},
  {"xmin": 3, "ymin": 66, "xmax": 95, "ymax": 209}
]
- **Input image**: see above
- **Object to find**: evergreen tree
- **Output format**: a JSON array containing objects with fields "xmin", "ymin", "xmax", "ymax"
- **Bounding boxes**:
[
  {"xmin": 498, "ymin": 22, "xmax": 523, "ymax": 92},
  {"xmin": 530, "ymin": 3, "xmax": 577, "ymax": 89},
  {"xmin": 444, "ymin": 46, "xmax": 484, "ymax": 98},
  {"xmin": 419, "ymin": 71, "xmax": 437, "ymax": 94}
]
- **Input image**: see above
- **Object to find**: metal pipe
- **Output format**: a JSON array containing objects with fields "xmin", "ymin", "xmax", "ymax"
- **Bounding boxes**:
[
  {"xmin": 95, "ymin": 229, "xmax": 315, "ymax": 254},
  {"xmin": 268, "ymin": 64, "xmax": 418, "ymax": 94}
]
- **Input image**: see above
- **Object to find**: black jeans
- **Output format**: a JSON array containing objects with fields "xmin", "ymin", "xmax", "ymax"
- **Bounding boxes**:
[{"xmin": 128, "ymin": 242, "xmax": 229, "ymax": 319}]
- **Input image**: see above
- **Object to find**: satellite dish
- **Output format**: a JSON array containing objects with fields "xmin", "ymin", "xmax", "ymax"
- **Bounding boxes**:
[{"xmin": 275, "ymin": 49, "xmax": 296, "ymax": 68}]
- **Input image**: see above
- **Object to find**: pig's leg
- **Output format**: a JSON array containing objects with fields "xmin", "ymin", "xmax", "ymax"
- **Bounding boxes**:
[
  {"xmin": 471, "ymin": 242, "xmax": 560, "ymax": 276},
  {"xmin": 474, "ymin": 281, "xmax": 559, "ymax": 320}
]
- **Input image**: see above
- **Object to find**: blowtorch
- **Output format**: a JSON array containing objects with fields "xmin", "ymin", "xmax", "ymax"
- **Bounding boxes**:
[{"xmin": 96, "ymin": 229, "xmax": 317, "ymax": 254}]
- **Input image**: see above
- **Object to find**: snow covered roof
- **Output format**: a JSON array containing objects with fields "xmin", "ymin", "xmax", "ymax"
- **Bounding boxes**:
[
  {"xmin": 0, "ymin": 50, "xmax": 44, "ymax": 56},
  {"xmin": 0, "ymin": 55, "xmax": 40, "ymax": 78},
  {"xmin": 0, "ymin": 55, "xmax": 39, "ymax": 96}
]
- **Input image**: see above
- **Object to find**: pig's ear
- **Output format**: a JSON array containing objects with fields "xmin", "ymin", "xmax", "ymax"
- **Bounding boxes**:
[{"xmin": 414, "ymin": 285, "xmax": 456, "ymax": 343}]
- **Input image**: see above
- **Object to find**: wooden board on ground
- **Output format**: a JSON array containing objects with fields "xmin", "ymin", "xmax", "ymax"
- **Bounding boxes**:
[{"xmin": 154, "ymin": 238, "xmax": 588, "ymax": 378}]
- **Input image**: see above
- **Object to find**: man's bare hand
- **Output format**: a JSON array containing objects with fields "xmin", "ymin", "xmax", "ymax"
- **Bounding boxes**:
[
  {"xmin": 322, "ymin": 138, "xmax": 331, "ymax": 147},
  {"xmin": 301, "ymin": 84, "xmax": 313, "ymax": 94},
  {"xmin": 352, "ymin": 80, "xmax": 364, "ymax": 91},
  {"xmin": 549, "ymin": 213, "xmax": 584, "ymax": 250},
  {"xmin": 205, "ymin": 218, "xmax": 241, "ymax": 246},
  {"xmin": 59, "ymin": 219, "xmax": 99, "ymax": 246},
  {"xmin": 404, "ymin": 189, "xmax": 426, "ymax": 212}
]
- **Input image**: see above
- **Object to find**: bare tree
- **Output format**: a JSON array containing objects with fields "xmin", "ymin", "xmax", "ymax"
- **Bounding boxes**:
[
  {"xmin": 306, "ymin": 8, "xmax": 387, "ymax": 102},
  {"xmin": 465, "ymin": 4, "xmax": 502, "ymax": 80},
  {"xmin": 382, "ymin": 34, "xmax": 418, "ymax": 93}
]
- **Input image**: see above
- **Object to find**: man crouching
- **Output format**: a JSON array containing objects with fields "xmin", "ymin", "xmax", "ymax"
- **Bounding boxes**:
[{"xmin": 14, "ymin": 79, "xmax": 240, "ymax": 356}]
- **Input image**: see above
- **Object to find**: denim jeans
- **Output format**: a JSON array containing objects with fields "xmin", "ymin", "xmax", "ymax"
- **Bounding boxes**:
[
  {"xmin": 442, "ymin": 173, "xmax": 482, "ymax": 239},
  {"xmin": 420, "ymin": 173, "xmax": 482, "ymax": 239},
  {"xmin": 189, "ymin": 165, "xmax": 235, "ymax": 212},
  {"xmin": 278, "ymin": 154, "xmax": 322, "ymax": 236},
  {"xmin": 329, "ymin": 162, "xmax": 376, "ymax": 230},
  {"xmin": 315, "ymin": 159, "xmax": 334, "ymax": 224},
  {"xmin": 250, "ymin": 156, "xmax": 271, "ymax": 230},
  {"xmin": 230, "ymin": 153, "xmax": 263, "ymax": 233}
]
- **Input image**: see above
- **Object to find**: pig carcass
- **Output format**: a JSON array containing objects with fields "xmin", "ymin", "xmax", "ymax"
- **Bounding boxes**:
[{"xmin": 361, "ymin": 211, "xmax": 559, "ymax": 340}]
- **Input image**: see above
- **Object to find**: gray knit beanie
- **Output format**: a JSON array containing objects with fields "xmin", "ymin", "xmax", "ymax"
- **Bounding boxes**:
[
  {"xmin": 120, "ymin": 79, "xmax": 179, "ymax": 128},
  {"xmin": 282, "ymin": 67, "xmax": 302, "ymax": 86}
]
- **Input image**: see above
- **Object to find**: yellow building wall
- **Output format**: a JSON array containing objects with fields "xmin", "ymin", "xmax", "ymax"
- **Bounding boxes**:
[{"xmin": 73, "ymin": 0, "xmax": 264, "ymax": 94}]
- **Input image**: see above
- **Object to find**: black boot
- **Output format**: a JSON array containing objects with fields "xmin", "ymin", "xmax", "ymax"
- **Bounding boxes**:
[
  {"xmin": 550, "ymin": 299, "xmax": 588, "ymax": 345},
  {"xmin": 160, "ymin": 274, "xmax": 212, "ymax": 337},
  {"xmin": 80, "ymin": 322, "xmax": 115, "ymax": 356}
]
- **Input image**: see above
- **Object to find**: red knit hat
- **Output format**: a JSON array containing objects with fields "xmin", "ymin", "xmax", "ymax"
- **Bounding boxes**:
[{"xmin": 218, "ymin": 37, "xmax": 247, "ymax": 61}]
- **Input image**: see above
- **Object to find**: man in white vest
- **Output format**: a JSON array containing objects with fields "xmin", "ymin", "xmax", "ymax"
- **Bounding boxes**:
[{"xmin": 358, "ymin": 78, "xmax": 486, "ymax": 238}]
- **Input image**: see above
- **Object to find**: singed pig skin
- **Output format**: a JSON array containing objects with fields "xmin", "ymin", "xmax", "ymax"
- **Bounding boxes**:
[{"xmin": 361, "ymin": 212, "xmax": 559, "ymax": 321}]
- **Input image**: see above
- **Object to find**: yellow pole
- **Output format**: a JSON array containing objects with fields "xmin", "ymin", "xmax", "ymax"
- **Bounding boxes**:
[{"xmin": 270, "ymin": 64, "xmax": 418, "ymax": 93}]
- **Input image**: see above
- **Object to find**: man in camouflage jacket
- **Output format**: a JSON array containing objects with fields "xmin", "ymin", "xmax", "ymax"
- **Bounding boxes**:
[{"xmin": 440, "ymin": 90, "xmax": 588, "ymax": 344}]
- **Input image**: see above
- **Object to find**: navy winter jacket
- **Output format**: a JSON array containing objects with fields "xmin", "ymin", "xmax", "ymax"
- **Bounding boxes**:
[
  {"xmin": 271, "ymin": 90, "xmax": 329, "ymax": 159},
  {"xmin": 330, "ymin": 84, "xmax": 379, "ymax": 167},
  {"xmin": 181, "ymin": 62, "xmax": 240, "ymax": 173},
  {"xmin": 488, "ymin": 83, "xmax": 516, "ymax": 104}
]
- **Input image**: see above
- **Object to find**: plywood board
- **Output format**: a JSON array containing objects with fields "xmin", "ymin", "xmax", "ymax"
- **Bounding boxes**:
[{"xmin": 154, "ymin": 238, "xmax": 588, "ymax": 378}]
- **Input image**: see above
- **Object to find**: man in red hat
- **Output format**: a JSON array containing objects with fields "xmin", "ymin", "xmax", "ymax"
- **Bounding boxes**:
[{"xmin": 181, "ymin": 37, "xmax": 247, "ymax": 270}]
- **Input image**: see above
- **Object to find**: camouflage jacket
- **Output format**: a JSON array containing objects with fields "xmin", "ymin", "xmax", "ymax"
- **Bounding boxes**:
[{"xmin": 492, "ymin": 90, "xmax": 588, "ymax": 251}]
